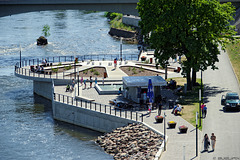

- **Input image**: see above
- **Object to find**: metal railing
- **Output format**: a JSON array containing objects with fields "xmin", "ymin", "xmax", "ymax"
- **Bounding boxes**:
[
  {"xmin": 54, "ymin": 93, "xmax": 143, "ymax": 122},
  {"xmin": 15, "ymin": 54, "xmax": 138, "ymax": 68},
  {"xmin": 14, "ymin": 54, "xmax": 138, "ymax": 80}
]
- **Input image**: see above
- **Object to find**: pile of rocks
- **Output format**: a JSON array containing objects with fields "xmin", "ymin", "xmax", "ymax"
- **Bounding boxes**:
[{"xmin": 96, "ymin": 123, "xmax": 163, "ymax": 160}]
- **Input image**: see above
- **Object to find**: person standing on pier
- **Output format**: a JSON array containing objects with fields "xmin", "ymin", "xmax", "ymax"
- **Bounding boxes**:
[
  {"xmin": 114, "ymin": 58, "xmax": 117, "ymax": 70},
  {"xmin": 71, "ymin": 79, "xmax": 75, "ymax": 91}
]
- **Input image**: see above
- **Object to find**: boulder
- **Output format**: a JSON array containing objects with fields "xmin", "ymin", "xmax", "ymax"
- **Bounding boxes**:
[{"xmin": 37, "ymin": 36, "xmax": 48, "ymax": 45}]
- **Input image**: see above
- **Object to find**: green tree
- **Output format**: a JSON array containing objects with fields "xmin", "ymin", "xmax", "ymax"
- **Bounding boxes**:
[
  {"xmin": 137, "ymin": 0, "xmax": 236, "ymax": 90},
  {"xmin": 42, "ymin": 24, "xmax": 50, "ymax": 37}
]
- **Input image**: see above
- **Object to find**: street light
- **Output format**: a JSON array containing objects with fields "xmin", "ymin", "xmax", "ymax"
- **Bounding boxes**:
[
  {"xmin": 199, "ymin": 89, "xmax": 201, "ymax": 127},
  {"xmin": 20, "ymin": 45, "xmax": 22, "ymax": 67},
  {"xmin": 120, "ymin": 37, "xmax": 122, "ymax": 61},
  {"xmin": 165, "ymin": 64, "xmax": 168, "ymax": 80},
  {"xmin": 164, "ymin": 112, "xmax": 166, "ymax": 151},
  {"xmin": 78, "ymin": 71, "xmax": 79, "ymax": 96},
  {"xmin": 196, "ymin": 111, "xmax": 198, "ymax": 157}
]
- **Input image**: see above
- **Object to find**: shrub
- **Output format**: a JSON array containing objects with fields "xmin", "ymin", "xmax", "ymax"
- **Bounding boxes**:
[
  {"xmin": 51, "ymin": 68, "xmax": 58, "ymax": 73},
  {"xmin": 57, "ymin": 62, "xmax": 62, "ymax": 66},
  {"xmin": 64, "ymin": 65, "xmax": 72, "ymax": 70},
  {"xmin": 90, "ymin": 68, "xmax": 96, "ymax": 73},
  {"xmin": 94, "ymin": 71, "xmax": 100, "ymax": 76},
  {"xmin": 140, "ymin": 66, "xmax": 145, "ymax": 72},
  {"xmin": 83, "ymin": 69, "xmax": 88, "ymax": 74}
]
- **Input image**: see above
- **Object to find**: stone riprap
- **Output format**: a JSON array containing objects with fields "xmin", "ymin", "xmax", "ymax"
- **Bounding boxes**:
[{"xmin": 96, "ymin": 123, "xmax": 163, "ymax": 160}]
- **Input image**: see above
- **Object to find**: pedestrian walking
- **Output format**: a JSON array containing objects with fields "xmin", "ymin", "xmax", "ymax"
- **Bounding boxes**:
[
  {"xmin": 114, "ymin": 58, "xmax": 117, "ymax": 69},
  {"xmin": 148, "ymin": 103, "xmax": 152, "ymax": 116},
  {"xmin": 90, "ymin": 76, "xmax": 93, "ymax": 88},
  {"xmin": 158, "ymin": 103, "xmax": 162, "ymax": 116},
  {"xmin": 80, "ymin": 76, "xmax": 83, "ymax": 86},
  {"xmin": 210, "ymin": 133, "xmax": 216, "ymax": 151},
  {"xmin": 95, "ymin": 77, "xmax": 97, "ymax": 86},
  {"xmin": 84, "ymin": 79, "xmax": 87, "ymax": 89},
  {"xmin": 203, "ymin": 105, "xmax": 207, "ymax": 118},
  {"xmin": 71, "ymin": 79, "xmax": 75, "ymax": 91},
  {"xmin": 201, "ymin": 103, "xmax": 205, "ymax": 118},
  {"xmin": 202, "ymin": 134, "xmax": 210, "ymax": 151}
]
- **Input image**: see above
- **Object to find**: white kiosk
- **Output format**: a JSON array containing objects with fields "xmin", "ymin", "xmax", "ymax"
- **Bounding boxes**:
[{"xmin": 122, "ymin": 76, "xmax": 167, "ymax": 103}]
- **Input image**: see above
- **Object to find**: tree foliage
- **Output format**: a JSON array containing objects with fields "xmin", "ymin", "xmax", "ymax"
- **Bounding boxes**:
[
  {"xmin": 42, "ymin": 24, "xmax": 50, "ymax": 37},
  {"xmin": 137, "ymin": 0, "xmax": 236, "ymax": 90}
]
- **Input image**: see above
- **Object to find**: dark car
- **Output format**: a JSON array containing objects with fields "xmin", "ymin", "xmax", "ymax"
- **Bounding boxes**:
[{"xmin": 221, "ymin": 92, "xmax": 240, "ymax": 111}]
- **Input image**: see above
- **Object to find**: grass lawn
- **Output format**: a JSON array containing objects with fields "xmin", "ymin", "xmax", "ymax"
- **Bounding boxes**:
[
  {"xmin": 226, "ymin": 40, "xmax": 240, "ymax": 84},
  {"xmin": 166, "ymin": 77, "xmax": 203, "ymax": 130}
]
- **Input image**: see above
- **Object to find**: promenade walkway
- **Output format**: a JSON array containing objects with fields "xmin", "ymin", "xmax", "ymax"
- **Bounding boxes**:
[
  {"xmin": 53, "ymin": 59, "xmax": 201, "ymax": 160},
  {"xmin": 200, "ymin": 49, "xmax": 240, "ymax": 159},
  {"xmin": 15, "ymin": 54, "xmax": 201, "ymax": 159}
]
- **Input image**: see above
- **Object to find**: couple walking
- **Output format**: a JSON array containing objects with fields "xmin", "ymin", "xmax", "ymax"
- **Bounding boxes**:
[{"xmin": 202, "ymin": 133, "xmax": 216, "ymax": 152}]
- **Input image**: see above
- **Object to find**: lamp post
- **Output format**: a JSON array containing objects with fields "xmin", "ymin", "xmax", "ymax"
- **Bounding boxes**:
[
  {"xmin": 196, "ymin": 111, "xmax": 198, "ymax": 157},
  {"xmin": 20, "ymin": 45, "xmax": 22, "ymax": 67},
  {"xmin": 164, "ymin": 112, "xmax": 166, "ymax": 151},
  {"xmin": 120, "ymin": 37, "xmax": 122, "ymax": 61},
  {"xmin": 165, "ymin": 64, "xmax": 168, "ymax": 80},
  {"xmin": 78, "ymin": 72, "xmax": 79, "ymax": 96},
  {"xmin": 201, "ymin": 70, "xmax": 203, "ymax": 94},
  {"xmin": 199, "ymin": 89, "xmax": 201, "ymax": 127},
  {"xmin": 74, "ymin": 57, "xmax": 76, "ymax": 80}
]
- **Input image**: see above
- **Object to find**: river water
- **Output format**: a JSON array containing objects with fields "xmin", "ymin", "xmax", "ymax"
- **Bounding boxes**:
[{"xmin": 0, "ymin": 10, "xmax": 138, "ymax": 160}]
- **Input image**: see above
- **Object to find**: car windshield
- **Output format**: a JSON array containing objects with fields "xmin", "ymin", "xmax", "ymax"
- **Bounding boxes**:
[{"xmin": 226, "ymin": 96, "xmax": 239, "ymax": 100}]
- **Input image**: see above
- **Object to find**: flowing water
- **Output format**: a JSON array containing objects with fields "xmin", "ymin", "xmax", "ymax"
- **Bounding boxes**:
[{"xmin": 0, "ymin": 10, "xmax": 138, "ymax": 160}]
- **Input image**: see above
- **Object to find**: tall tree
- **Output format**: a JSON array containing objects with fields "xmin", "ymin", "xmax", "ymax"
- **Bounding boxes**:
[{"xmin": 137, "ymin": 0, "xmax": 236, "ymax": 90}]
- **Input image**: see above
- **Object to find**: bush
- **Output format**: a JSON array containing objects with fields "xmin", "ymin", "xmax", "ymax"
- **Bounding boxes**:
[
  {"xmin": 90, "ymin": 68, "xmax": 96, "ymax": 73},
  {"xmin": 104, "ymin": 12, "xmax": 122, "ymax": 20},
  {"xmin": 140, "ymin": 66, "xmax": 145, "ymax": 72},
  {"xmin": 94, "ymin": 71, "xmax": 100, "ymax": 76},
  {"xmin": 51, "ymin": 68, "xmax": 58, "ymax": 73},
  {"xmin": 83, "ymin": 69, "xmax": 88, "ymax": 74},
  {"xmin": 57, "ymin": 62, "xmax": 62, "ymax": 66},
  {"xmin": 64, "ymin": 65, "xmax": 72, "ymax": 70}
]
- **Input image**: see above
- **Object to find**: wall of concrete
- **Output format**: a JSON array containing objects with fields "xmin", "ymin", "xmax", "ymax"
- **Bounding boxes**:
[
  {"xmin": 122, "ymin": 15, "xmax": 140, "ymax": 27},
  {"xmin": 108, "ymin": 28, "xmax": 136, "ymax": 38},
  {"xmin": 33, "ymin": 80, "xmax": 53, "ymax": 100},
  {"xmin": 53, "ymin": 101, "xmax": 136, "ymax": 132}
]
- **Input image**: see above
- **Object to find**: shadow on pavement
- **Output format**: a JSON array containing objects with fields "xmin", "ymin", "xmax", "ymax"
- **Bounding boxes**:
[{"xmin": 202, "ymin": 84, "xmax": 230, "ymax": 103}]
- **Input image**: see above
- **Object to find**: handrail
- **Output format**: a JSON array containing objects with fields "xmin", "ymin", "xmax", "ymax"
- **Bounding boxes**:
[
  {"xmin": 15, "ymin": 54, "xmax": 138, "ymax": 68},
  {"xmin": 54, "ymin": 93, "xmax": 144, "ymax": 122},
  {"xmin": 14, "ymin": 54, "xmax": 138, "ymax": 80}
]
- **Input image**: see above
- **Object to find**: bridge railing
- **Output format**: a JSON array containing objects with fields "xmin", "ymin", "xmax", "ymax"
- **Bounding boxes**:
[
  {"xmin": 14, "ymin": 54, "xmax": 138, "ymax": 80},
  {"xmin": 54, "ymin": 93, "xmax": 144, "ymax": 122}
]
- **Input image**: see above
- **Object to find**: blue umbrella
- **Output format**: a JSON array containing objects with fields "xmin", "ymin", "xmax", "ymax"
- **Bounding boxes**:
[{"xmin": 147, "ymin": 78, "xmax": 154, "ymax": 103}]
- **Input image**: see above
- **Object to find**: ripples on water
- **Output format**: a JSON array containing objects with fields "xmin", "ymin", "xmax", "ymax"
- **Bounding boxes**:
[{"xmin": 0, "ymin": 10, "xmax": 138, "ymax": 160}]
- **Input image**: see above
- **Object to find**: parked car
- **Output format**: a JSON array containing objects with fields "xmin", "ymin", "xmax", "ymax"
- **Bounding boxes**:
[{"xmin": 221, "ymin": 92, "xmax": 240, "ymax": 111}]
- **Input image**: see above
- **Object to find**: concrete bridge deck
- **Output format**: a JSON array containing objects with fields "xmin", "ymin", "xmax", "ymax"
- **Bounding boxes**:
[{"xmin": 1, "ymin": 0, "xmax": 240, "ymax": 18}]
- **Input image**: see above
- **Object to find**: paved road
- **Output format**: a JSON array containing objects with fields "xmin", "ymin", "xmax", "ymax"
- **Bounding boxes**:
[{"xmin": 200, "ymin": 49, "xmax": 240, "ymax": 159}]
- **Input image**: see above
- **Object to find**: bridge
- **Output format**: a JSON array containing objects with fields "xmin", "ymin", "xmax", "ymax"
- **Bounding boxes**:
[{"xmin": 1, "ymin": 0, "xmax": 240, "ymax": 18}]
